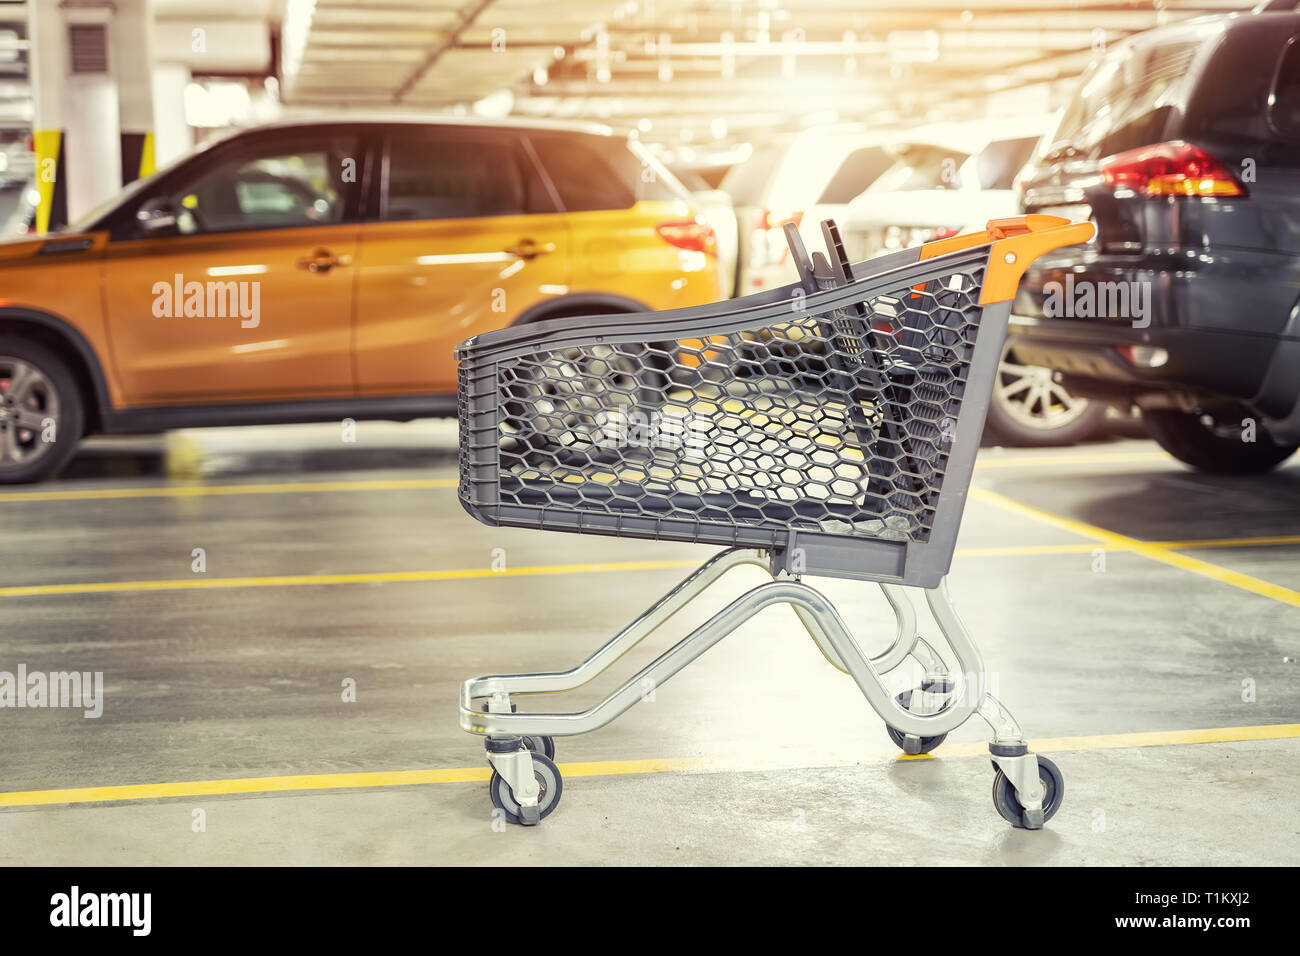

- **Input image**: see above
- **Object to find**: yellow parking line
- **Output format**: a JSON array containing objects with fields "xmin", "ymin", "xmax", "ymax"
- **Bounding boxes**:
[
  {"xmin": 970, "ymin": 486, "xmax": 1300, "ymax": 607},
  {"xmin": 0, "ymin": 478, "xmax": 457, "ymax": 503},
  {"xmin": 1153, "ymin": 534, "xmax": 1300, "ymax": 550},
  {"xmin": 0, "ymin": 559, "xmax": 703, "ymax": 599},
  {"xmin": 5, "ymin": 532, "xmax": 1300, "ymax": 599},
  {"xmin": 973, "ymin": 450, "xmax": 1171, "ymax": 470},
  {"xmin": 2, "ymin": 723, "xmax": 1295, "ymax": 809}
]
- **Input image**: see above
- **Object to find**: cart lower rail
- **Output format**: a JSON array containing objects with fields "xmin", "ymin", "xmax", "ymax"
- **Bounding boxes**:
[{"xmin": 460, "ymin": 547, "xmax": 1063, "ymax": 829}]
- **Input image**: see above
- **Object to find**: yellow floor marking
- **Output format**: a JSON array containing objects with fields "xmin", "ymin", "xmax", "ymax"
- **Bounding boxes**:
[
  {"xmin": 2, "ymin": 723, "xmax": 1295, "ymax": 809},
  {"xmin": 1153, "ymin": 534, "xmax": 1300, "ymax": 551},
  {"xmin": 970, "ymin": 486, "xmax": 1300, "ymax": 607},
  {"xmin": 0, "ymin": 478, "xmax": 457, "ymax": 503},
  {"xmin": 0, "ymin": 559, "xmax": 703, "ymax": 599},
  {"xmin": 973, "ymin": 450, "xmax": 1172, "ymax": 470},
  {"xmin": 5, "ymin": 531, "xmax": 1300, "ymax": 599}
]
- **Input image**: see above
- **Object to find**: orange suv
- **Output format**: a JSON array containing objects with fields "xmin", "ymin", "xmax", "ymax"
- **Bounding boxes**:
[{"xmin": 0, "ymin": 118, "xmax": 723, "ymax": 482}]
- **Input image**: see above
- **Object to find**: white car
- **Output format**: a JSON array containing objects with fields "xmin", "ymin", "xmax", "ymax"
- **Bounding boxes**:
[
  {"xmin": 841, "ymin": 115, "xmax": 1109, "ymax": 447},
  {"xmin": 841, "ymin": 115, "xmax": 1052, "ymax": 260},
  {"xmin": 0, "ymin": 135, "xmax": 35, "ymax": 189},
  {"xmin": 721, "ymin": 125, "xmax": 899, "ymax": 295}
]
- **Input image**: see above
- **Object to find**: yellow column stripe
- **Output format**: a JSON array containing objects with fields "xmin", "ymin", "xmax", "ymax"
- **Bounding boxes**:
[
  {"xmin": 969, "ymin": 486, "xmax": 1300, "ymax": 607},
  {"xmin": 1, "ymin": 723, "xmax": 1296, "ymax": 808},
  {"xmin": 31, "ymin": 129, "xmax": 60, "ymax": 235}
]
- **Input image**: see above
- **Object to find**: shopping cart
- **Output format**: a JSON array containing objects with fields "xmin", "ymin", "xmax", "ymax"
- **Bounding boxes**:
[{"xmin": 455, "ymin": 214, "xmax": 1094, "ymax": 828}]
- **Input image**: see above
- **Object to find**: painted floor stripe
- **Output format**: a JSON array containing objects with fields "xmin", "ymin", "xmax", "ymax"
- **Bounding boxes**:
[
  {"xmin": 0, "ymin": 559, "xmax": 702, "ymax": 599},
  {"xmin": 1, "ymin": 723, "xmax": 1295, "ymax": 809},
  {"xmin": 4, "ymin": 531, "xmax": 1300, "ymax": 599},
  {"xmin": 0, "ymin": 478, "xmax": 457, "ymax": 503},
  {"xmin": 970, "ymin": 486, "xmax": 1300, "ymax": 607}
]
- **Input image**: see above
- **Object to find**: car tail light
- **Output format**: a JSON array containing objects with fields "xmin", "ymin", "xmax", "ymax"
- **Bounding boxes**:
[
  {"xmin": 656, "ymin": 220, "xmax": 717, "ymax": 256},
  {"xmin": 761, "ymin": 208, "xmax": 803, "ymax": 231},
  {"xmin": 1100, "ymin": 141, "xmax": 1246, "ymax": 198}
]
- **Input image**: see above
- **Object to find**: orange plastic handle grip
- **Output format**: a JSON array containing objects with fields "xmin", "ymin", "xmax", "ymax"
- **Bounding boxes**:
[{"xmin": 916, "ymin": 214, "xmax": 1097, "ymax": 305}]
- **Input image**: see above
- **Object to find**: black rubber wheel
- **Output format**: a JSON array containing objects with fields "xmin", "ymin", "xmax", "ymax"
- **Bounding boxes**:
[
  {"xmin": 885, "ymin": 686, "xmax": 949, "ymax": 754},
  {"xmin": 521, "ymin": 734, "xmax": 556, "ymax": 761},
  {"xmin": 1143, "ymin": 408, "xmax": 1297, "ymax": 474},
  {"xmin": 886, "ymin": 724, "xmax": 947, "ymax": 754},
  {"xmin": 489, "ymin": 752, "xmax": 563, "ymax": 826},
  {"xmin": 992, "ymin": 754, "xmax": 1064, "ymax": 828},
  {"xmin": 0, "ymin": 338, "xmax": 85, "ymax": 484}
]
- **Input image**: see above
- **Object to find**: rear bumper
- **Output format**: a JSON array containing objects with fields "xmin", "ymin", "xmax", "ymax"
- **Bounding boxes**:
[
  {"xmin": 1007, "ymin": 317, "xmax": 1279, "ymax": 407},
  {"xmin": 1010, "ymin": 247, "xmax": 1300, "ymax": 416}
]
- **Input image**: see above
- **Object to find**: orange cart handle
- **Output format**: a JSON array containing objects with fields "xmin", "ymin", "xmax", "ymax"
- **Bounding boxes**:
[{"xmin": 917, "ymin": 214, "xmax": 1097, "ymax": 305}]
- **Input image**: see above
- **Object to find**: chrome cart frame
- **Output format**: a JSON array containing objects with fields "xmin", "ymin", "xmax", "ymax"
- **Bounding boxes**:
[{"xmin": 454, "ymin": 215, "xmax": 1094, "ymax": 827}]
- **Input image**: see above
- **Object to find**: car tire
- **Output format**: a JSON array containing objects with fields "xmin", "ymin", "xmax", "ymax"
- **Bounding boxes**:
[
  {"xmin": 0, "ymin": 338, "xmax": 85, "ymax": 484},
  {"xmin": 1143, "ymin": 408, "xmax": 1298, "ymax": 474},
  {"xmin": 983, "ymin": 345, "xmax": 1108, "ymax": 447}
]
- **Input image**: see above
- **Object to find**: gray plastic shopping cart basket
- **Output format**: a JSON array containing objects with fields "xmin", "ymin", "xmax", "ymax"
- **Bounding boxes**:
[{"xmin": 455, "ymin": 214, "xmax": 1095, "ymax": 828}]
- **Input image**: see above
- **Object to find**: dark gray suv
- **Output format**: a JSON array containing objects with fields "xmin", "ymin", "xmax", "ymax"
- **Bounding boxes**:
[{"xmin": 1009, "ymin": 7, "xmax": 1300, "ymax": 473}]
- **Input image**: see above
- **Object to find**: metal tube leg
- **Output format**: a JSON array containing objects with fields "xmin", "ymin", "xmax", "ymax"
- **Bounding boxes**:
[
  {"xmin": 788, "ymin": 581, "xmax": 919, "ymax": 675},
  {"xmin": 462, "ymin": 547, "xmax": 770, "ymax": 726}
]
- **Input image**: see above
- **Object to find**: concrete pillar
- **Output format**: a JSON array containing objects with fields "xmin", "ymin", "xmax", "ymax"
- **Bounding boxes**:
[
  {"xmin": 27, "ymin": 0, "xmax": 123, "ymax": 231},
  {"xmin": 150, "ymin": 63, "xmax": 192, "ymax": 169},
  {"xmin": 111, "ymin": 0, "xmax": 157, "ymax": 183}
]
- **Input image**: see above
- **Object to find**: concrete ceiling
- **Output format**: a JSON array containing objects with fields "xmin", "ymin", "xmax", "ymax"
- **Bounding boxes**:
[
  {"xmin": 0, "ymin": 0, "xmax": 1266, "ymax": 142},
  {"xmin": 276, "ymin": 0, "xmax": 1256, "ymax": 141}
]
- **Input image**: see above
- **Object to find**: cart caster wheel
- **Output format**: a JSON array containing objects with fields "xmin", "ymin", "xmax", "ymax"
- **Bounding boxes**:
[
  {"xmin": 521, "ymin": 734, "xmax": 556, "ymax": 761},
  {"xmin": 992, "ymin": 755, "xmax": 1063, "ymax": 829},
  {"xmin": 885, "ymin": 688, "xmax": 948, "ymax": 754},
  {"xmin": 886, "ymin": 724, "xmax": 947, "ymax": 754},
  {"xmin": 489, "ymin": 752, "xmax": 563, "ymax": 826}
]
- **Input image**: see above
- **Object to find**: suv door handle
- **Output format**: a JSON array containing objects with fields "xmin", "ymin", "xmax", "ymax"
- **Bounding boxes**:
[
  {"xmin": 296, "ymin": 249, "xmax": 351, "ymax": 273},
  {"xmin": 503, "ymin": 238, "xmax": 555, "ymax": 260}
]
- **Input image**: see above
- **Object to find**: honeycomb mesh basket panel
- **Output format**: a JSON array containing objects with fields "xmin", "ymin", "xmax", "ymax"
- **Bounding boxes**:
[{"xmin": 458, "ymin": 256, "xmax": 995, "ymax": 569}]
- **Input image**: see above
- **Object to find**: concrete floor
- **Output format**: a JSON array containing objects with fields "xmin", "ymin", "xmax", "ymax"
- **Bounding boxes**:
[{"xmin": 1, "ymin": 421, "xmax": 1297, "ymax": 865}]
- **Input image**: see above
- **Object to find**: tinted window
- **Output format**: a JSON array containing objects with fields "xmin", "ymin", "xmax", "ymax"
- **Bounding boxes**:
[
  {"xmin": 1270, "ymin": 37, "xmax": 1300, "ymax": 138},
  {"xmin": 1053, "ymin": 39, "xmax": 1202, "ymax": 157},
  {"xmin": 167, "ymin": 135, "xmax": 356, "ymax": 234},
  {"xmin": 385, "ymin": 133, "xmax": 526, "ymax": 221},
  {"xmin": 869, "ymin": 147, "xmax": 969, "ymax": 192},
  {"xmin": 974, "ymin": 136, "xmax": 1039, "ymax": 190},
  {"xmin": 530, "ymin": 133, "xmax": 683, "ymax": 211},
  {"xmin": 817, "ymin": 146, "xmax": 892, "ymax": 203}
]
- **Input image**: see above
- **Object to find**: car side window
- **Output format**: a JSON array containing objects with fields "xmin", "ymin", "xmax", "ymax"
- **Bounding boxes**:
[
  {"xmin": 165, "ymin": 136, "xmax": 357, "ymax": 235},
  {"xmin": 384, "ymin": 133, "xmax": 528, "ymax": 221}
]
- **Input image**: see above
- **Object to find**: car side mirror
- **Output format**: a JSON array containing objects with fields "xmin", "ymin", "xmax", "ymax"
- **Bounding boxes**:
[{"xmin": 135, "ymin": 198, "xmax": 178, "ymax": 236}]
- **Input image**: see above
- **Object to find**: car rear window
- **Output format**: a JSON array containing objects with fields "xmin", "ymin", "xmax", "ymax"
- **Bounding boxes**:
[
  {"xmin": 720, "ymin": 146, "xmax": 783, "ymax": 205},
  {"xmin": 974, "ymin": 136, "xmax": 1039, "ymax": 190},
  {"xmin": 529, "ymin": 133, "xmax": 685, "ymax": 211},
  {"xmin": 816, "ymin": 146, "xmax": 892, "ymax": 204},
  {"xmin": 1053, "ymin": 38, "xmax": 1204, "ymax": 157},
  {"xmin": 869, "ymin": 146, "xmax": 969, "ymax": 191}
]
